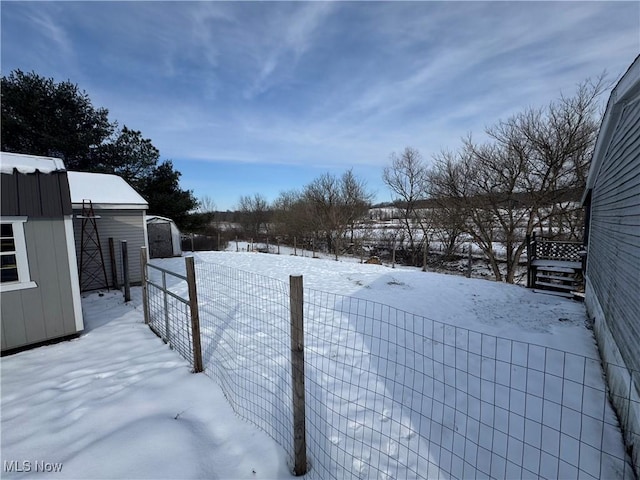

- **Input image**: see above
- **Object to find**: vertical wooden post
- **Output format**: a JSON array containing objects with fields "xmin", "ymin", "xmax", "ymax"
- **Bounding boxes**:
[
  {"xmin": 294, "ymin": 237, "xmax": 297, "ymax": 256},
  {"xmin": 236, "ymin": 236, "xmax": 239, "ymax": 252},
  {"xmin": 467, "ymin": 243, "xmax": 473, "ymax": 278},
  {"xmin": 190, "ymin": 233, "xmax": 195, "ymax": 252},
  {"xmin": 140, "ymin": 247, "xmax": 149, "ymax": 324},
  {"xmin": 267, "ymin": 236, "xmax": 270, "ymax": 253},
  {"xmin": 277, "ymin": 239, "xmax": 281, "ymax": 255},
  {"xmin": 525, "ymin": 234, "xmax": 532, "ymax": 288},
  {"xmin": 422, "ymin": 240, "xmax": 427, "ymax": 272},
  {"xmin": 289, "ymin": 275, "xmax": 307, "ymax": 476},
  {"xmin": 392, "ymin": 243, "xmax": 396, "ymax": 269},
  {"xmin": 121, "ymin": 240, "xmax": 131, "ymax": 302},
  {"xmin": 185, "ymin": 257, "xmax": 203, "ymax": 373},
  {"xmin": 108, "ymin": 237, "xmax": 119, "ymax": 289}
]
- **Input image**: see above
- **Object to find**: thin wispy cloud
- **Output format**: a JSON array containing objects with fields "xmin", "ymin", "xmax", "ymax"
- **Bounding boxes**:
[{"xmin": 2, "ymin": 1, "xmax": 638, "ymax": 209}]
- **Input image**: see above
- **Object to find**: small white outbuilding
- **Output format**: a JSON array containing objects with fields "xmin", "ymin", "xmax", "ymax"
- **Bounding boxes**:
[
  {"xmin": 146, "ymin": 215, "xmax": 182, "ymax": 258},
  {"xmin": 67, "ymin": 171, "xmax": 149, "ymax": 291}
]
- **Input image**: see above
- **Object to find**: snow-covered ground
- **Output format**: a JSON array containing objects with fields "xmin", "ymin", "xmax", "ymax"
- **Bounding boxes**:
[{"xmin": 1, "ymin": 251, "xmax": 633, "ymax": 479}]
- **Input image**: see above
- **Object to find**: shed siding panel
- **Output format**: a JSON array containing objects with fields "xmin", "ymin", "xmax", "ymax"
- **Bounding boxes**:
[
  {"xmin": 0, "ymin": 219, "xmax": 80, "ymax": 351},
  {"xmin": 1, "ymin": 289, "xmax": 28, "ymax": 349},
  {"xmin": 28, "ymin": 220, "xmax": 68, "ymax": 339},
  {"xmin": 587, "ymin": 98, "xmax": 640, "ymax": 377},
  {"xmin": 73, "ymin": 209, "xmax": 146, "ymax": 291},
  {"xmin": 0, "ymin": 172, "xmax": 72, "ymax": 217},
  {"xmin": 39, "ymin": 175, "xmax": 63, "ymax": 217},
  {"xmin": 16, "ymin": 173, "xmax": 42, "ymax": 216},
  {"xmin": 1, "ymin": 320, "xmax": 6, "ymax": 350},
  {"xmin": 1, "ymin": 174, "xmax": 19, "ymax": 215},
  {"xmin": 20, "ymin": 284, "xmax": 48, "ymax": 343},
  {"xmin": 57, "ymin": 175, "xmax": 73, "ymax": 215}
]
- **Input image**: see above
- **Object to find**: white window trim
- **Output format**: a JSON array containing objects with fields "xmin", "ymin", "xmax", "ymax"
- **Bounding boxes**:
[{"xmin": 1, "ymin": 217, "xmax": 37, "ymax": 293}]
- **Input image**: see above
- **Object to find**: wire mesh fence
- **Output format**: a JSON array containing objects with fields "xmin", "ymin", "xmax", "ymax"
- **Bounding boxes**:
[
  {"xmin": 143, "ymin": 257, "xmax": 637, "ymax": 479},
  {"xmin": 194, "ymin": 261, "xmax": 295, "ymax": 468},
  {"xmin": 145, "ymin": 263, "xmax": 193, "ymax": 365},
  {"xmin": 303, "ymin": 291, "xmax": 637, "ymax": 479}
]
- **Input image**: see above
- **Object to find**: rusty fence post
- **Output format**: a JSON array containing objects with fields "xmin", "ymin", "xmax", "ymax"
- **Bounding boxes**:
[
  {"xmin": 185, "ymin": 256, "xmax": 203, "ymax": 373},
  {"xmin": 289, "ymin": 275, "xmax": 307, "ymax": 476},
  {"xmin": 121, "ymin": 240, "xmax": 131, "ymax": 302}
]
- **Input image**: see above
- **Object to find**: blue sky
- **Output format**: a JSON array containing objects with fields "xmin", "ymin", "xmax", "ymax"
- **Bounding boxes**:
[{"xmin": 2, "ymin": 1, "xmax": 639, "ymax": 211}]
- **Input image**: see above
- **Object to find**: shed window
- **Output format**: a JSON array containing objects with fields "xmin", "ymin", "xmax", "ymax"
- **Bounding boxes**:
[{"xmin": 0, "ymin": 218, "xmax": 37, "ymax": 292}]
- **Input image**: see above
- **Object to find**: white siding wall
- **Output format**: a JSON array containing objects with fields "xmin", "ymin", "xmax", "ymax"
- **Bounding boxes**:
[
  {"xmin": 73, "ymin": 209, "xmax": 147, "ymax": 291},
  {"xmin": 586, "ymin": 96, "xmax": 640, "ymax": 474}
]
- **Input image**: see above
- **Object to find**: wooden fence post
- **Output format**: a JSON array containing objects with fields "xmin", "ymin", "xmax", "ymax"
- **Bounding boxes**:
[
  {"xmin": 140, "ymin": 247, "xmax": 149, "ymax": 324},
  {"xmin": 121, "ymin": 240, "xmax": 131, "ymax": 302},
  {"xmin": 108, "ymin": 237, "xmax": 119, "ymax": 289},
  {"xmin": 185, "ymin": 257, "xmax": 203, "ymax": 373},
  {"xmin": 289, "ymin": 275, "xmax": 307, "ymax": 476},
  {"xmin": 422, "ymin": 240, "xmax": 427, "ymax": 272},
  {"xmin": 526, "ymin": 234, "xmax": 532, "ymax": 288},
  {"xmin": 392, "ymin": 243, "xmax": 396, "ymax": 269},
  {"xmin": 467, "ymin": 243, "xmax": 473, "ymax": 278}
]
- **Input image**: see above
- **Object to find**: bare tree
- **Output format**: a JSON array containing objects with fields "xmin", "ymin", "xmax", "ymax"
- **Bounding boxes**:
[
  {"xmin": 271, "ymin": 189, "xmax": 312, "ymax": 242},
  {"xmin": 383, "ymin": 147, "xmax": 431, "ymax": 265},
  {"xmin": 238, "ymin": 193, "xmax": 271, "ymax": 238},
  {"xmin": 303, "ymin": 170, "xmax": 373, "ymax": 259},
  {"xmin": 197, "ymin": 195, "xmax": 217, "ymax": 214},
  {"xmin": 428, "ymin": 77, "xmax": 605, "ymax": 283}
]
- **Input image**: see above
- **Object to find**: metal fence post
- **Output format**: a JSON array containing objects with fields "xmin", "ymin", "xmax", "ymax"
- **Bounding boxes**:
[
  {"xmin": 140, "ymin": 247, "xmax": 149, "ymax": 324},
  {"xmin": 163, "ymin": 270, "xmax": 170, "ymax": 345},
  {"xmin": 185, "ymin": 257, "xmax": 203, "ymax": 373},
  {"xmin": 289, "ymin": 275, "xmax": 307, "ymax": 476},
  {"xmin": 121, "ymin": 240, "xmax": 131, "ymax": 302}
]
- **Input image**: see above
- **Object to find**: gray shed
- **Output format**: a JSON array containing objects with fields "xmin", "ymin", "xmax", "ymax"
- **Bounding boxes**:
[
  {"xmin": 582, "ymin": 55, "xmax": 640, "ymax": 475},
  {"xmin": 147, "ymin": 215, "xmax": 182, "ymax": 258},
  {"xmin": 1, "ymin": 152, "xmax": 84, "ymax": 353},
  {"xmin": 67, "ymin": 171, "xmax": 149, "ymax": 292}
]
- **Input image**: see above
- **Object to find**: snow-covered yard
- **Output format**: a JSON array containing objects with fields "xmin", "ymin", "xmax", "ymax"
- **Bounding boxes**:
[{"xmin": 1, "ymin": 251, "xmax": 633, "ymax": 479}]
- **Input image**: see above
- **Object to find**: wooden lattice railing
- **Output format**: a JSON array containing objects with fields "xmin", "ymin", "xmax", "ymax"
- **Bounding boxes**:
[{"xmin": 534, "ymin": 239, "xmax": 584, "ymax": 262}]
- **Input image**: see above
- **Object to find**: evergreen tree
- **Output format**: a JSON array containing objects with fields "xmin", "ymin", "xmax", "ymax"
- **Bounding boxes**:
[
  {"xmin": 1, "ymin": 70, "xmax": 113, "ymax": 168},
  {"xmin": 138, "ymin": 161, "xmax": 198, "ymax": 230},
  {"xmin": 2, "ymin": 69, "xmax": 200, "ymax": 226},
  {"xmin": 93, "ymin": 126, "xmax": 159, "ymax": 190}
]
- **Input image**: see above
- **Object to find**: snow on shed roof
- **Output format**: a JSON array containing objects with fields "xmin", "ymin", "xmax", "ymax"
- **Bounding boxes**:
[
  {"xmin": 67, "ymin": 171, "xmax": 148, "ymax": 210},
  {"xmin": 0, "ymin": 152, "xmax": 66, "ymax": 174},
  {"xmin": 146, "ymin": 215, "xmax": 176, "ymax": 223}
]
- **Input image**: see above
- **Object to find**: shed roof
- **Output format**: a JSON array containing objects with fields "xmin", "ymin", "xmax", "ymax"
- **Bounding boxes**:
[
  {"xmin": 0, "ymin": 152, "xmax": 66, "ymax": 174},
  {"xmin": 0, "ymin": 152, "xmax": 73, "ymax": 217},
  {"xmin": 67, "ymin": 171, "xmax": 148, "ymax": 210},
  {"xmin": 147, "ymin": 215, "xmax": 176, "ymax": 223}
]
